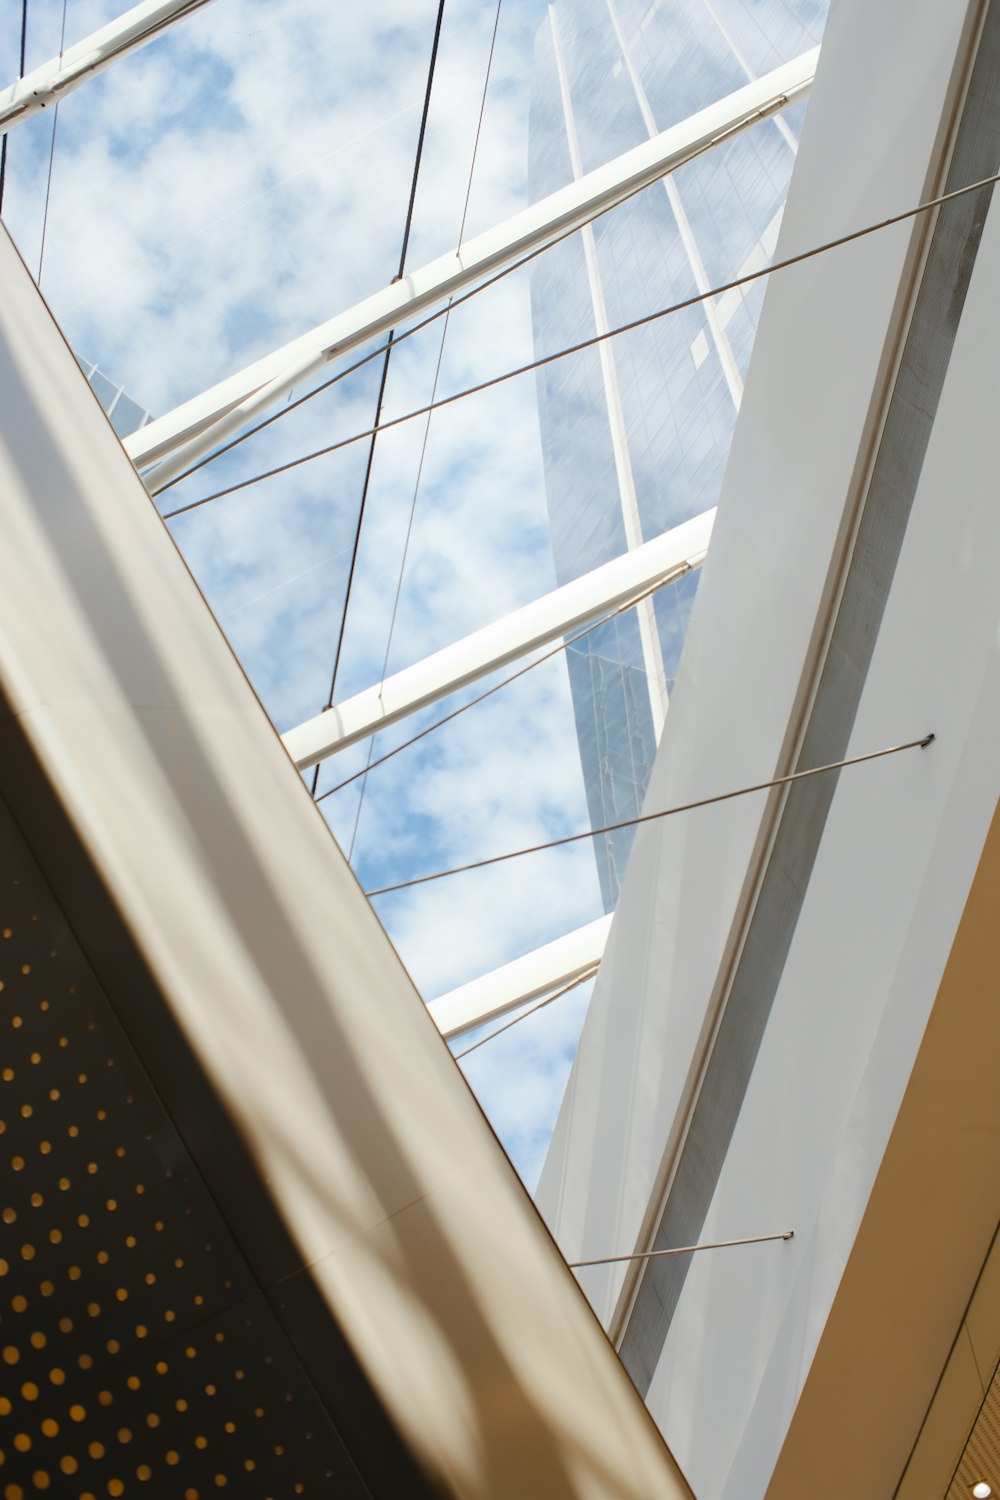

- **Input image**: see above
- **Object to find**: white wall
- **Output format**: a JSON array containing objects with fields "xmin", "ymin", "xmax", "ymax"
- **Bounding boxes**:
[{"xmin": 537, "ymin": 0, "xmax": 996, "ymax": 1491}]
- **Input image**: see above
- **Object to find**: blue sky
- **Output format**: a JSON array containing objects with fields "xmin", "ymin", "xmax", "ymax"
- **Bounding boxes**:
[{"xmin": 0, "ymin": 0, "xmax": 606, "ymax": 1187}]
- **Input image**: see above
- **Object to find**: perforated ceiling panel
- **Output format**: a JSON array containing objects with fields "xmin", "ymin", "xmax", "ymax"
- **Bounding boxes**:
[
  {"xmin": 947, "ymin": 1353, "xmax": 1000, "ymax": 1500},
  {"xmin": 0, "ymin": 779, "xmax": 427, "ymax": 1500}
]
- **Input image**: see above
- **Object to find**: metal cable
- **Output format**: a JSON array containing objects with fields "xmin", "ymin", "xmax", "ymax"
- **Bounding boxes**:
[
  {"xmin": 161, "ymin": 167, "xmax": 1000, "ymax": 522},
  {"xmin": 316, "ymin": 568, "xmax": 692, "ymax": 803},
  {"xmin": 569, "ymin": 1231, "xmax": 794, "ymax": 1269},
  {"xmin": 453, "ymin": 964, "xmax": 599, "ymax": 1060},
  {"xmin": 308, "ymin": 0, "xmax": 447, "ymax": 794},
  {"xmin": 0, "ymin": 0, "xmax": 30, "ymax": 217},
  {"xmin": 344, "ymin": 306, "xmax": 452, "ymax": 856},
  {"xmin": 456, "ymin": 0, "xmax": 502, "ymax": 251},
  {"xmin": 331, "ymin": 4, "xmax": 527, "ymax": 846},
  {"xmin": 364, "ymin": 734, "xmax": 935, "ymax": 896},
  {"xmin": 36, "ymin": 0, "xmax": 67, "ymax": 285}
]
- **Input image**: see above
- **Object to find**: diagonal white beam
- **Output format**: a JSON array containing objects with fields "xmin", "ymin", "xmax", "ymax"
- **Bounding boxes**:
[
  {"xmin": 0, "ymin": 1, "xmax": 218, "ymax": 134},
  {"xmin": 281, "ymin": 509, "xmax": 715, "ymax": 772},
  {"xmin": 428, "ymin": 915, "xmax": 613, "ymax": 1042},
  {"xmin": 126, "ymin": 47, "xmax": 818, "ymax": 482}
]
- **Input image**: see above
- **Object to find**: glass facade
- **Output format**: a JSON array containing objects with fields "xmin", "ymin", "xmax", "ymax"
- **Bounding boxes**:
[
  {"xmin": 77, "ymin": 357, "xmax": 152, "ymax": 439},
  {"xmin": 528, "ymin": 0, "xmax": 828, "ymax": 909}
]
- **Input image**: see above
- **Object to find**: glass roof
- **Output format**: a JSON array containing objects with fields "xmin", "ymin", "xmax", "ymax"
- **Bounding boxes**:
[{"xmin": 0, "ymin": 0, "xmax": 826, "ymax": 1189}]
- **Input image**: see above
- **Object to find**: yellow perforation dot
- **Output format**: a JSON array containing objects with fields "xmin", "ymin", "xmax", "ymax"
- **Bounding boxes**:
[
  {"xmin": 11, "ymin": 1297, "xmax": 27, "ymax": 1313},
  {"xmin": 58, "ymin": 1456, "xmax": 76, "ymax": 1475},
  {"xmin": 1, "ymin": 1349, "xmax": 18, "ymax": 1366},
  {"xmin": 97, "ymin": 1392, "xmax": 112, "ymax": 1409},
  {"xmin": 77, "ymin": 1355, "xmax": 92, "ymax": 1371},
  {"xmin": 57, "ymin": 1319, "xmax": 72, "ymax": 1334},
  {"xmin": 39, "ymin": 1421, "xmax": 58, "ymax": 1439},
  {"xmin": 19, "ymin": 1384, "xmax": 38, "ymax": 1402},
  {"xmin": 47, "ymin": 1371, "xmax": 64, "ymax": 1387},
  {"xmin": 165, "ymin": 1452, "xmax": 179, "ymax": 1467},
  {"xmin": 135, "ymin": 1468, "xmax": 151, "ymax": 1482},
  {"xmin": 116, "ymin": 1430, "xmax": 131, "ymax": 1445},
  {"xmin": 68, "ymin": 1407, "xmax": 85, "ymax": 1424},
  {"xmin": 194, "ymin": 1437, "xmax": 207, "ymax": 1451},
  {"xmin": 29, "ymin": 1334, "xmax": 45, "ymax": 1350},
  {"xmin": 31, "ymin": 1471, "xmax": 50, "ymax": 1490},
  {"xmin": 12, "ymin": 1435, "xmax": 30, "ymax": 1453},
  {"xmin": 125, "ymin": 1378, "xmax": 139, "ymax": 1392},
  {"xmin": 87, "ymin": 1443, "xmax": 104, "ymax": 1460},
  {"xmin": 108, "ymin": 1480, "xmax": 124, "ymax": 1497}
]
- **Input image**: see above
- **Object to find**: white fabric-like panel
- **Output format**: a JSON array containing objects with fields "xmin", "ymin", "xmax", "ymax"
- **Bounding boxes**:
[
  {"xmin": 0, "ymin": 224, "xmax": 691, "ymax": 1500},
  {"xmin": 537, "ymin": 0, "xmax": 989, "ymax": 1494}
]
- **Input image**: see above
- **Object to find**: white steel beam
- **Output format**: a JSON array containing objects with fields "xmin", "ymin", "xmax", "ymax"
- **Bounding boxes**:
[
  {"xmin": 282, "ymin": 509, "xmax": 714, "ymax": 772},
  {"xmin": 428, "ymin": 915, "xmax": 613, "ymax": 1041},
  {"xmin": 0, "ymin": 1, "xmax": 218, "ymax": 134},
  {"xmin": 126, "ymin": 47, "xmax": 819, "ymax": 482}
]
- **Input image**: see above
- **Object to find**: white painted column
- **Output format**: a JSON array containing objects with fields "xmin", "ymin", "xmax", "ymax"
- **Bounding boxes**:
[{"xmin": 0, "ymin": 0, "xmax": 218, "ymax": 133}]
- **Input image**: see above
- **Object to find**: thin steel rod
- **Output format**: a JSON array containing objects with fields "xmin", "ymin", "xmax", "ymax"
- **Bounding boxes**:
[
  {"xmin": 569, "ymin": 1230, "xmax": 794, "ymax": 1269},
  {"xmin": 365, "ymin": 733, "xmax": 934, "ymax": 896},
  {"xmin": 161, "ymin": 167, "xmax": 1000, "ymax": 520},
  {"xmin": 453, "ymin": 964, "xmax": 599, "ymax": 1060}
]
